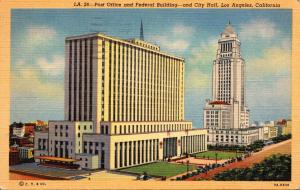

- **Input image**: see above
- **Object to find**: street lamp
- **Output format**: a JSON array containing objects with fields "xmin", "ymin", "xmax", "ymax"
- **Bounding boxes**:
[{"xmin": 215, "ymin": 152, "xmax": 218, "ymax": 164}]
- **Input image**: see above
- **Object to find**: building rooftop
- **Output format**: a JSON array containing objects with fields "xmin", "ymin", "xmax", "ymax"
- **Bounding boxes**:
[
  {"xmin": 65, "ymin": 33, "xmax": 184, "ymax": 61},
  {"xmin": 221, "ymin": 21, "xmax": 238, "ymax": 38}
]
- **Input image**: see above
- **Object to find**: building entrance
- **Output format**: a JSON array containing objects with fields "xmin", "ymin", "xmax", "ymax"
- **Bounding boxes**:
[{"xmin": 163, "ymin": 137, "xmax": 177, "ymax": 159}]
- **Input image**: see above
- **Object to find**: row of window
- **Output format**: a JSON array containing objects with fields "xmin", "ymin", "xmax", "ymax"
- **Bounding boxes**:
[
  {"xmin": 114, "ymin": 139, "xmax": 159, "ymax": 168},
  {"xmin": 181, "ymin": 135, "xmax": 206, "ymax": 155},
  {"xmin": 83, "ymin": 141, "xmax": 105, "ymax": 154},
  {"xmin": 55, "ymin": 132, "xmax": 68, "ymax": 137},
  {"xmin": 108, "ymin": 39, "xmax": 183, "ymax": 122},
  {"xmin": 38, "ymin": 139, "xmax": 47, "ymax": 150},
  {"xmin": 68, "ymin": 38, "xmax": 94, "ymax": 121},
  {"xmin": 220, "ymin": 42, "xmax": 233, "ymax": 53},
  {"xmin": 206, "ymin": 110, "xmax": 219, "ymax": 114},
  {"xmin": 55, "ymin": 125, "xmax": 68, "ymax": 130},
  {"xmin": 113, "ymin": 123, "xmax": 191, "ymax": 135},
  {"xmin": 54, "ymin": 124, "xmax": 92, "ymax": 131},
  {"xmin": 220, "ymin": 53, "xmax": 232, "ymax": 57}
]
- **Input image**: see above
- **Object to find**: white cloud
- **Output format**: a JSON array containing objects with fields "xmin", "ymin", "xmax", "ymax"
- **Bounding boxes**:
[
  {"xmin": 184, "ymin": 37, "xmax": 218, "ymax": 92},
  {"xmin": 247, "ymin": 76, "xmax": 290, "ymax": 110},
  {"xmin": 188, "ymin": 37, "xmax": 218, "ymax": 66},
  {"xmin": 154, "ymin": 36, "xmax": 189, "ymax": 51},
  {"xmin": 172, "ymin": 24, "xmax": 195, "ymax": 36},
  {"xmin": 37, "ymin": 55, "xmax": 64, "ymax": 76},
  {"xmin": 12, "ymin": 68, "xmax": 64, "ymax": 101},
  {"xmin": 247, "ymin": 46, "xmax": 290, "ymax": 80},
  {"xmin": 26, "ymin": 25, "xmax": 57, "ymax": 46},
  {"xmin": 239, "ymin": 18, "xmax": 278, "ymax": 40},
  {"xmin": 151, "ymin": 24, "xmax": 195, "ymax": 52},
  {"xmin": 12, "ymin": 54, "xmax": 64, "ymax": 103}
]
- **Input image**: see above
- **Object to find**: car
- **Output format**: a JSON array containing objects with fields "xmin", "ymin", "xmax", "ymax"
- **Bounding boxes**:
[{"xmin": 137, "ymin": 174, "xmax": 152, "ymax": 180}]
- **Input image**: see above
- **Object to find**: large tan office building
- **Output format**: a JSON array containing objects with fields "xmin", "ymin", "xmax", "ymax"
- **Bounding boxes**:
[
  {"xmin": 35, "ymin": 27, "xmax": 207, "ymax": 170},
  {"xmin": 64, "ymin": 34, "xmax": 185, "ymax": 132}
]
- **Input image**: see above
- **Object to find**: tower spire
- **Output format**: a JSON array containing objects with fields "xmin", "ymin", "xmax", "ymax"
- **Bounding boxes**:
[{"xmin": 140, "ymin": 20, "xmax": 144, "ymax": 40}]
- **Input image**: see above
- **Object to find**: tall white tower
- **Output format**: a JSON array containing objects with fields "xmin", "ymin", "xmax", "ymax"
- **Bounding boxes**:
[
  {"xmin": 204, "ymin": 22, "xmax": 250, "ymax": 138},
  {"xmin": 212, "ymin": 21, "xmax": 245, "ymax": 108}
]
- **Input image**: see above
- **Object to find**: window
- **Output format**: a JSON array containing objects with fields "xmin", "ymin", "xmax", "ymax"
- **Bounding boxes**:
[
  {"xmin": 55, "ymin": 125, "xmax": 58, "ymax": 129},
  {"xmin": 83, "ymin": 142, "xmax": 87, "ymax": 153},
  {"xmin": 78, "ymin": 133, "xmax": 80, "ymax": 137},
  {"xmin": 66, "ymin": 132, "xmax": 68, "ymax": 137},
  {"xmin": 60, "ymin": 125, "xmax": 63, "ymax": 130},
  {"xmin": 84, "ymin": 125, "xmax": 87, "ymax": 130},
  {"xmin": 55, "ymin": 132, "xmax": 57, "ymax": 136},
  {"xmin": 66, "ymin": 125, "xmax": 68, "ymax": 130},
  {"xmin": 90, "ymin": 125, "xmax": 92, "ymax": 130},
  {"xmin": 78, "ymin": 125, "xmax": 81, "ymax": 130}
]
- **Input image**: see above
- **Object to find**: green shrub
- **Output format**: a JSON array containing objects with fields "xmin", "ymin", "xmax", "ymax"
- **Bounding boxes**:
[{"xmin": 213, "ymin": 154, "xmax": 291, "ymax": 181}]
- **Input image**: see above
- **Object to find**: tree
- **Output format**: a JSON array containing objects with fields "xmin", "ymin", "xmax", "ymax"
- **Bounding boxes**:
[{"xmin": 213, "ymin": 154, "xmax": 291, "ymax": 181}]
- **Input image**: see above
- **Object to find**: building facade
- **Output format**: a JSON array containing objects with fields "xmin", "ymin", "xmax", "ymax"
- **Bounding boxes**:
[
  {"xmin": 35, "ymin": 29, "xmax": 207, "ymax": 170},
  {"xmin": 13, "ymin": 126, "xmax": 25, "ymax": 137},
  {"xmin": 276, "ymin": 119, "xmax": 291, "ymax": 136},
  {"xmin": 18, "ymin": 147, "xmax": 34, "ymax": 160},
  {"xmin": 203, "ymin": 22, "xmax": 258, "ymax": 146},
  {"xmin": 64, "ymin": 34, "xmax": 185, "ymax": 133}
]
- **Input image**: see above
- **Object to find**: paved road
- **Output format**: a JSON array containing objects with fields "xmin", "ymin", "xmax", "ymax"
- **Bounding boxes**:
[{"xmin": 187, "ymin": 139, "xmax": 291, "ymax": 181}]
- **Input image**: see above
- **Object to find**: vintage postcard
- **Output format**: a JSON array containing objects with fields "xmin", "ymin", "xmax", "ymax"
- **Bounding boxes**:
[{"xmin": 0, "ymin": 0, "xmax": 299, "ymax": 189}]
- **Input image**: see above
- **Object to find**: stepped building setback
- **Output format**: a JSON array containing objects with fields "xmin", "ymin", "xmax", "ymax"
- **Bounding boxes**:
[
  {"xmin": 203, "ymin": 22, "xmax": 262, "ymax": 146},
  {"xmin": 35, "ymin": 23, "xmax": 207, "ymax": 170}
]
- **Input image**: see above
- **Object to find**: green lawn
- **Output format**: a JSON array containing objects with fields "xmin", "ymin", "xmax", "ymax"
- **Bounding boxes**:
[
  {"xmin": 194, "ymin": 151, "xmax": 243, "ymax": 160},
  {"xmin": 119, "ymin": 162, "xmax": 196, "ymax": 177}
]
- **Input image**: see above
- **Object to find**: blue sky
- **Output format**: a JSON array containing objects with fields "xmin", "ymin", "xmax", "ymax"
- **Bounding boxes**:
[{"xmin": 11, "ymin": 9, "xmax": 291, "ymax": 127}]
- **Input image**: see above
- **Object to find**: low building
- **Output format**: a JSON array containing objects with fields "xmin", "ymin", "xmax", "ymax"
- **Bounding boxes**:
[
  {"xmin": 276, "ymin": 119, "xmax": 291, "ymax": 136},
  {"xmin": 24, "ymin": 123, "xmax": 36, "ymax": 136},
  {"xmin": 204, "ymin": 100, "xmax": 257, "ymax": 146},
  {"xmin": 35, "ymin": 121, "xmax": 207, "ymax": 170},
  {"xmin": 13, "ymin": 126, "xmax": 25, "ymax": 137},
  {"xmin": 10, "ymin": 136, "xmax": 31, "ymax": 147},
  {"xmin": 284, "ymin": 120, "xmax": 291, "ymax": 135},
  {"xmin": 76, "ymin": 153, "xmax": 99, "ymax": 169},
  {"xmin": 207, "ymin": 127, "xmax": 261, "ymax": 146},
  {"xmin": 263, "ymin": 121, "xmax": 278, "ymax": 139},
  {"xmin": 18, "ymin": 147, "xmax": 34, "ymax": 160},
  {"xmin": 9, "ymin": 144, "xmax": 20, "ymax": 165}
]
